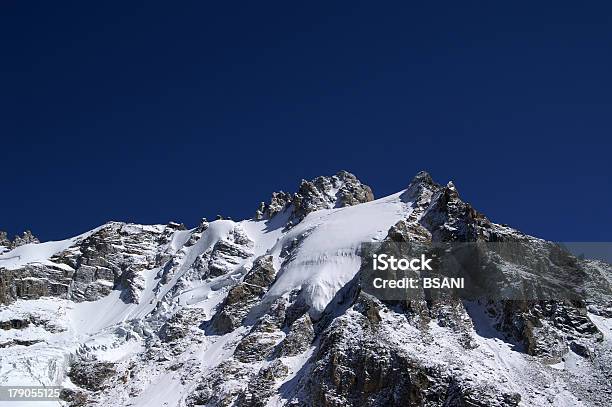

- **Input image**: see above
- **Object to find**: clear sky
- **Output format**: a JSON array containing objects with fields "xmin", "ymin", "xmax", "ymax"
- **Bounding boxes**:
[{"xmin": 1, "ymin": 1, "xmax": 610, "ymax": 242}]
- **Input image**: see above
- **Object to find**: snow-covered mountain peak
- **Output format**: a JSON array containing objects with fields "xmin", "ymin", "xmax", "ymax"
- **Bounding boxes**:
[{"xmin": 0, "ymin": 171, "xmax": 610, "ymax": 407}]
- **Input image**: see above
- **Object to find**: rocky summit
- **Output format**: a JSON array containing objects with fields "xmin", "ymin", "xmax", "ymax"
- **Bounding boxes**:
[{"xmin": 0, "ymin": 171, "xmax": 610, "ymax": 406}]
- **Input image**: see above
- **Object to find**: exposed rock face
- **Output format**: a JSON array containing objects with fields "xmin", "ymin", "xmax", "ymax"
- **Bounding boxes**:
[
  {"xmin": 392, "ymin": 171, "xmax": 609, "ymax": 360},
  {"xmin": 68, "ymin": 361, "xmax": 116, "ymax": 391},
  {"xmin": 386, "ymin": 218, "xmax": 431, "ymax": 242},
  {"xmin": 291, "ymin": 171, "xmax": 374, "ymax": 221},
  {"xmin": 490, "ymin": 299, "xmax": 602, "ymax": 362},
  {"xmin": 60, "ymin": 388, "xmax": 89, "ymax": 407},
  {"xmin": 0, "ymin": 222, "xmax": 170, "ymax": 305},
  {"xmin": 275, "ymin": 313, "xmax": 314, "ymax": 357},
  {"xmin": 0, "ymin": 231, "xmax": 10, "ymax": 247},
  {"xmin": 298, "ymin": 293, "xmax": 519, "ymax": 406},
  {"xmin": 234, "ymin": 320, "xmax": 284, "ymax": 363},
  {"xmin": 160, "ymin": 309, "xmax": 203, "ymax": 343},
  {"xmin": 10, "ymin": 230, "xmax": 40, "ymax": 248},
  {"xmin": 308, "ymin": 306, "xmax": 440, "ymax": 406},
  {"xmin": 0, "ymin": 230, "xmax": 40, "ymax": 250},
  {"xmin": 207, "ymin": 226, "xmax": 254, "ymax": 277},
  {"xmin": 211, "ymin": 255, "xmax": 276, "ymax": 334},
  {"xmin": 255, "ymin": 171, "xmax": 374, "ymax": 225},
  {"xmin": 255, "ymin": 191, "xmax": 292, "ymax": 220},
  {"xmin": 185, "ymin": 218, "xmax": 209, "ymax": 246},
  {"xmin": 0, "ymin": 263, "xmax": 72, "ymax": 304},
  {"xmin": 238, "ymin": 360, "xmax": 289, "ymax": 407},
  {"xmin": 0, "ymin": 317, "xmax": 30, "ymax": 330}
]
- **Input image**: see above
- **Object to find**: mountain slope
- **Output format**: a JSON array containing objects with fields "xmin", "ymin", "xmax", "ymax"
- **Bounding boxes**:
[{"xmin": 0, "ymin": 171, "xmax": 610, "ymax": 407}]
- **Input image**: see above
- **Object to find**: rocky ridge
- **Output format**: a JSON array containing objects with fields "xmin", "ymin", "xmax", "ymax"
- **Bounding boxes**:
[
  {"xmin": 255, "ymin": 171, "xmax": 374, "ymax": 226},
  {"xmin": 0, "ymin": 230, "xmax": 40, "ymax": 251}
]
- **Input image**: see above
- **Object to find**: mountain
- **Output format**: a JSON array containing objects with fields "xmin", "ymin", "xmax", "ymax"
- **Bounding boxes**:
[{"xmin": 0, "ymin": 171, "xmax": 610, "ymax": 407}]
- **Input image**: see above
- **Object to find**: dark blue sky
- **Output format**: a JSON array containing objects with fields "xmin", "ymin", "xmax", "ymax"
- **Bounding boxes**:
[{"xmin": 1, "ymin": 1, "xmax": 610, "ymax": 242}]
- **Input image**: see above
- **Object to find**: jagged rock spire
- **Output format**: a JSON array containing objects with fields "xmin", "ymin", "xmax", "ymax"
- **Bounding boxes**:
[
  {"xmin": 0, "ymin": 231, "xmax": 10, "ymax": 247},
  {"xmin": 401, "ymin": 170, "xmax": 440, "ymax": 204},
  {"xmin": 411, "ymin": 170, "xmax": 435, "ymax": 186},
  {"xmin": 254, "ymin": 171, "xmax": 374, "ymax": 224},
  {"xmin": 10, "ymin": 230, "xmax": 39, "ymax": 248}
]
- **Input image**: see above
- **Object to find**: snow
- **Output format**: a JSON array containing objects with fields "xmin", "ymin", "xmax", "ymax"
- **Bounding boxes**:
[
  {"xmin": 268, "ymin": 346, "xmax": 316, "ymax": 406},
  {"xmin": 0, "ymin": 225, "xmax": 108, "ymax": 270},
  {"xmin": 378, "ymin": 301, "xmax": 589, "ymax": 407},
  {"xmin": 2, "ymin": 186, "xmax": 610, "ymax": 406},
  {"xmin": 0, "ymin": 240, "xmax": 77, "ymax": 270},
  {"xmin": 127, "ymin": 327, "xmax": 248, "ymax": 407},
  {"xmin": 264, "ymin": 191, "xmax": 410, "ymax": 316},
  {"xmin": 67, "ymin": 220, "xmax": 241, "ymax": 334},
  {"xmin": 0, "ymin": 219, "xmax": 245, "ymax": 394},
  {"xmin": 588, "ymin": 312, "xmax": 612, "ymax": 340},
  {"xmin": 168, "ymin": 229, "xmax": 192, "ymax": 252},
  {"xmin": 240, "ymin": 218, "xmax": 285, "ymax": 258},
  {"xmin": 0, "ymin": 191, "xmax": 413, "ymax": 404},
  {"xmin": 0, "ymin": 300, "xmax": 75, "ymax": 407}
]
